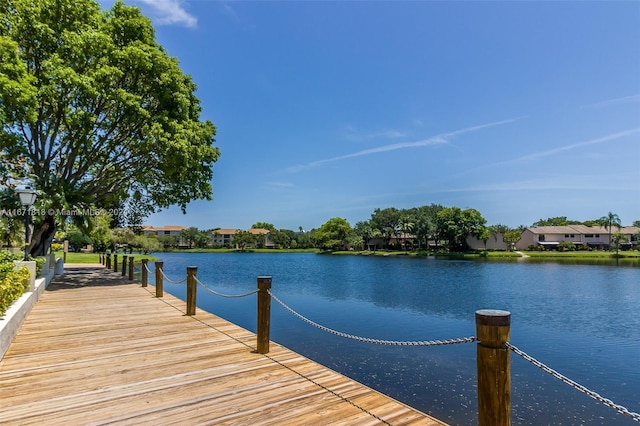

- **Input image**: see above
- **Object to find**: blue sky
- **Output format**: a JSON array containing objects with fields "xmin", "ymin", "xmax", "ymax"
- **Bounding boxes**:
[{"xmin": 105, "ymin": 1, "xmax": 639, "ymax": 230}]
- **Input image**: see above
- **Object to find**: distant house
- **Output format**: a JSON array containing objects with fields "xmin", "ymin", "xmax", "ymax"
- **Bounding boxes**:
[
  {"xmin": 466, "ymin": 233, "xmax": 510, "ymax": 251},
  {"xmin": 248, "ymin": 228, "xmax": 275, "ymax": 248},
  {"xmin": 142, "ymin": 225, "xmax": 188, "ymax": 247},
  {"xmin": 210, "ymin": 228, "xmax": 238, "ymax": 247},
  {"xmin": 210, "ymin": 228, "xmax": 275, "ymax": 248},
  {"xmin": 516, "ymin": 225, "xmax": 639, "ymax": 250},
  {"xmin": 367, "ymin": 232, "xmax": 416, "ymax": 251}
]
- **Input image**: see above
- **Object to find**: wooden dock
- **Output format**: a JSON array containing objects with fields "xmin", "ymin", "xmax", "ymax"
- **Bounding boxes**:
[{"xmin": 0, "ymin": 266, "xmax": 446, "ymax": 425}]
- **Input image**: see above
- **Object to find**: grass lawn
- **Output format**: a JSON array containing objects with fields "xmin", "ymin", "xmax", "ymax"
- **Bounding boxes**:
[
  {"xmin": 56, "ymin": 252, "xmax": 157, "ymax": 264},
  {"xmin": 523, "ymin": 250, "xmax": 640, "ymax": 259},
  {"xmin": 329, "ymin": 249, "xmax": 640, "ymax": 260}
]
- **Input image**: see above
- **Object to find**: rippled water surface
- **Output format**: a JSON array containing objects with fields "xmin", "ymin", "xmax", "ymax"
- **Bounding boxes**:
[{"xmin": 151, "ymin": 253, "xmax": 639, "ymax": 425}]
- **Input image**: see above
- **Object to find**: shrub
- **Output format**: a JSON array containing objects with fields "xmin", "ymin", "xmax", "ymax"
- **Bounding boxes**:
[
  {"xmin": 0, "ymin": 250, "xmax": 32, "ymax": 316},
  {"xmin": 557, "ymin": 241, "xmax": 576, "ymax": 252},
  {"xmin": 0, "ymin": 250, "xmax": 21, "ymax": 264},
  {"xmin": 33, "ymin": 256, "xmax": 46, "ymax": 276},
  {"xmin": 0, "ymin": 267, "xmax": 30, "ymax": 316}
]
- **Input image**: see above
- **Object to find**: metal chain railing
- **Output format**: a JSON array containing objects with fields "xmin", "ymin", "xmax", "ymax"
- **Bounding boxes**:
[
  {"xmin": 268, "ymin": 290, "xmax": 477, "ymax": 346},
  {"xmin": 160, "ymin": 269, "xmax": 187, "ymax": 285},
  {"xmin": 195, "ymin": 277, "xmax": 259, "ymax": 298},
  {"xmin": 506, "ymin": 342, "xmax": 640, "ymax": 423}
]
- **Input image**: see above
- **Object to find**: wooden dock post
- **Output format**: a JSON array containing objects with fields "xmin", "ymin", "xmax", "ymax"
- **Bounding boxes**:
[
  {"xmin": 476, "ymin": 309, "xmax": 511, "ymax": 426},
  {"xmin": 121, "ymin": 255, "xmax": 127, "ymax": 276},
  {"xmin": 128, "ymin": 256, "xmax": 134, "ymax": 280},
  {"xmin": 113, "ymin": 253, "xmax": 118, "ymax": 272},
  {"xmin": 141, "ymin": 259, "xmax": 148, "ymax": 287},
  {"xmin": 186, "ymin": 267, "xmax": 197, "ymax": 316},
  {"xmin": 155, "ymin": 261, "xmax": 163, "ymax": 297},
  {"xmin": 257, "ymin": 276, "xmax": 272, "ymax": 354},
  {"xmin": 106, "ymin": 254, "xmax": 111, "ymax": 269}
]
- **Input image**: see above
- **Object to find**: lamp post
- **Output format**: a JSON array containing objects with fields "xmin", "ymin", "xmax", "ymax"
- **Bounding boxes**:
[{"xmin": 17, "ymin": 186, "xmax": 37, "ymax": 260}]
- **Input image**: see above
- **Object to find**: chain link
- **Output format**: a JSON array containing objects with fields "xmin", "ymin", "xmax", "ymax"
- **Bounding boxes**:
[
  {"xmin": 159, "ymin": 269, "xmax": 187, "ymax": 285},
  {"xmin": 268, "ymin": 290, "xmax": 477, "ymax": 346},
  {"xmin": 138, "ymin": 264, "xmax": 639, "ymax": 423},
  {"xmin": 195, "ymin": 277, "xmax": 259, "ymax": 298},
  {"xmin": 506, "ymin": 342, "xmax": 640, "ymax": 422}
]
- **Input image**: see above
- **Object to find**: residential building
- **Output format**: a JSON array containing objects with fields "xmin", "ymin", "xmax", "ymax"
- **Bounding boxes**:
[
  {"xmin": 516, "ymin": 225, "xmax": 639, "ymax": 250},
  {"xmin": 142, "ymin": 225, "xmax": 188, "ymax": 247},
  {"xmin": 248, "ymin": 228, "xmax": 275, "ymax": 248},
  {"xmin": 466, "ymin": 232, "xmax": 510, "ymax": 251},
  {"xmin": 210, "ymin": 228, "xmax": 238, "ymax": 247},
  {"xmin": 210, "ymin": 228, "xmax": 275, "ymax": 248}
]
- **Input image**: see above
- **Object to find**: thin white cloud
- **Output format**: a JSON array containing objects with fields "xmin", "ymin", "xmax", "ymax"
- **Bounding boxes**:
[
  {"xmin": 343, "ymin": 126, "xmax": 409, "ymax": 142},
  {"xmin": 495, "ymin": 128, "xmax": 640, "ymax": 166},
  {"xmin": 580, "ymin": 94, "xmax": 640, "ymax": 109},
  {"xmin": 444, "ymin": 179, "xmax": 637, "ymax": 193},
  {"xmin": 286, "ymin": 117, "xmax": 524, "ymax": 173},
  {"xmin": 137, "ymin": 0, "xmax": 197, "ymax": 28},
  {"xmin": 264, "ymin": 181, "xmax": 294, "ymax": 189}
]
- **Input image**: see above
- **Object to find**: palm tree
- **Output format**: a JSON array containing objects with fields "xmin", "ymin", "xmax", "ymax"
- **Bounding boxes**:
[
  {"xmin": 397, "ymin": 216, "xmax": 415, "ymax": 253},
  {"xmin": 599, "ymin": 212, "xmax": 622, "ymax": 251}
]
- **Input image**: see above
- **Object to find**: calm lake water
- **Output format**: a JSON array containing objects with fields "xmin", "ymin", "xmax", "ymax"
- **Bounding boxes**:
[{"xmin": 149, "ymin": 252, "xmax": 639, "ymax": 425}]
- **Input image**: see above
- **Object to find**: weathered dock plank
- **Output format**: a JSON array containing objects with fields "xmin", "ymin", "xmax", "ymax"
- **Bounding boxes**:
[{"xmin": 0, "ymin": 267, "xmax": 446, "ymax": 425}]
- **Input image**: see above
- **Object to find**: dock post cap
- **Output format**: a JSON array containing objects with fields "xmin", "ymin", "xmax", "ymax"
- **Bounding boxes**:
[
  {"xmin": 476, "ymin": 309, "xmax": 510, "ymax": 316},
  {"xmin": 475, "ymin": 309, "xmax": 511, "ymax": 326}
]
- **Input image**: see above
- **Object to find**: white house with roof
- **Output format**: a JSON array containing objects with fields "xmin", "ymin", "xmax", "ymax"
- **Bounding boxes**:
[{"xmin": 516, "ymin": 225, "xmax": 639, "ymax": 250}]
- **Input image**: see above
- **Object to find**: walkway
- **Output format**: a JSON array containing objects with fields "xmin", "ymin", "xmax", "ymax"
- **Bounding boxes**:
[{"xmin": 0, "ymin": 266, "xmax": 445, "ymax": 425}]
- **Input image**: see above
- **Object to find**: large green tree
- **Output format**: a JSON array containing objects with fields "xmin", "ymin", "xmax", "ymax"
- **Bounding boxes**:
[
  {"xmin": 0, "ymin": 0, "xmax": 219, "ymax": 255},
  {"xmin": 407, "ymin": 204, "xmax": 442, "ymax": 249},
  {"xmin": 231, "ymin": 229, "xmax": 256, "ymax": 251},
  {"xmin": 369, "ymin": 207, "xmax": 401, "ymax": 249},
  {"xmin": 436, "ymin": 207, "xmax": 486, "ymax": 251},
  {"xmin": 315, "ymin": 217, "xmax": 352, "ymax": 251}
]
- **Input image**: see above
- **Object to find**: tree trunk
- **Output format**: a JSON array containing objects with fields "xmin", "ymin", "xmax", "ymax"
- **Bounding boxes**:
[{"xmin": 29, "ymin": 213, "xmax": 56, "ymax": 256}]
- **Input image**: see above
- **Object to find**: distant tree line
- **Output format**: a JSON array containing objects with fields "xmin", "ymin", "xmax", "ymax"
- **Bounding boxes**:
[{"xmin": 8, "ymin": 204, "xmax": 637, "ymax": 255}]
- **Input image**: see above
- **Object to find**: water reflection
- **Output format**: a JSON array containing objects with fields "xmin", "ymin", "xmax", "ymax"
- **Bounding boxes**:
[{"xmin": 152, "ymin": 253, "xmax": 640, "ymax": 425}]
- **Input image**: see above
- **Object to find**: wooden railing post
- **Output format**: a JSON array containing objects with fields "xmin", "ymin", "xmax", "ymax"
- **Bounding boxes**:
[
  {"xmin": 186, "ymin": 266, "xmax": 197, "ymax": 316},
  {"xmin": 106, "ymin": 254, "xmax": 111, "ymax": 269},
  {"xmin": 155, "ymin": 261, "xmax": 163, "ymax": 297},
  {"xmin": 99, "ymin": 253, "xmax": 103, "ymax": 265},
  {"xmin": 128, "ymin": 256, "xmax": 134, "ymax": 280},
  {"xmin": 113, "ymin": 253, "xmax": 118, "ymax": 272},
  {"xmin": 257, "ymin": 276, "xmax": 272, "ymax": 354},
  {"xmin": 121, "ymin": 255, "xmax": 127, "ymax": 276},
  {"xmin": 141, "ymin": 259, "xmax": 148, "ymax": 287},
  {"xmin": 476, "ymin": 309, "xmax": 511, "ymax": 426}
]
